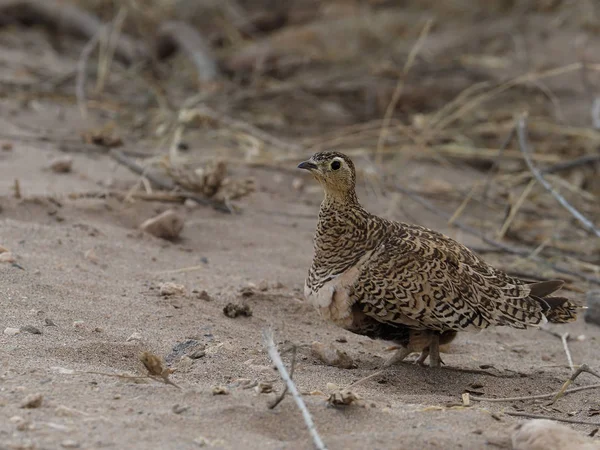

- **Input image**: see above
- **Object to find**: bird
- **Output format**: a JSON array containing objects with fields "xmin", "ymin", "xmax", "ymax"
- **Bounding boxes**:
[{"xmin": 298, "ymin": 151, "xmax": 578, "ymax": 368}]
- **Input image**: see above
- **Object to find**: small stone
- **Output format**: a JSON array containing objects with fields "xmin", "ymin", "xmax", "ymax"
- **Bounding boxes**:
[
  {"xmin": 211, "ymin": 385, "xmax": 229, "ymax": 395},
  {"xmin": 93, "ymin": 327, "xmax": 103, "ymax": 333},
  {"xmin": 257, "ymin": 280, "xmax": 269, "ymax": 292},
  {"xmin": 48, "ymin": 156, "xmax": 73, "ymax": 173},
  {"xmin": 184, "ymin": 199, "xmax": 200, "ymax": 209},
  {"xmin": 73, "ymin": 320, "xmax": 85, "ymax": 329},
  {"xmin": 140, "ymin": 209, "xmax": 184, "ymax": 240},
  {"xmin": 189, "ymin": 349, "xmax": 206, "ymax": 359},
  {"xmin": 172, "ymin": 404, "xmax": 189, "ymax": 414},
  {"xmin": 255, "ymin": 382, "xmax": 273, "ymax": 394},
  {"xmin": 272, "ymin": 281, "xmax": 285, "ymax": 289},
  {"xmin": 20, "ymin": 393, "xmax": 43, "ymax": 409},
  {"xmin": 10, "ymin": 415, "xmax": 31, "ymax": 431},
  {"xmin": 126, "ymin": 332, "xmax": 142, "ymax": 342},
  {"xmin": 239, "ymin": 286, "xmax": 255, "ymax": 297},
  {"xmin": 292, "ymin": 177, "xmax": 304, "ymax": 191},
  {"xmin": 311, "ymin": 341, "xmax": 355, "ymax": 369},
  {"xmin": 194, "ymin": 290, "xmax": 213, "ymax": 301},
  {"xmin": 21, "ymin": 325, "xmax": 42, "ymax": 335},
  {"xmin": 61, "ymin": 439, "xmax": 80, "ymax": 448},
  {"xmin": 584, "ymin": 290, "xmax": 600, "ymax": 326},
  {"xmin": 2, "ymin": 142, "xmax": 13, "ymax": 151},
  {"xmin": 4, "ymin": 327, "xmax": 20, "ymax": 335},
  {"xmin": 223, "ymin": 302, "xmax": 252, "ymax": 318},
  {"xmin": 44, "ymin": 318, "xmax": 57, "ymax": 327},
  {"xmin": 0, "ymin": 245, "xmax": 9, "ymax": 253},
  {"xmin": 335, "ymin": 337, "xmax": 348, "ymax": 343},
  {"xmin": 84, "ymin": 248, "xmax": 98, "ymax": 263},
  {"xmin": 0, "ymin": 251, "xmax": 16, "ymax": 263},
  {"xmin": 159, "ymin": 282, "xmax": 186, "ymax": 297}
]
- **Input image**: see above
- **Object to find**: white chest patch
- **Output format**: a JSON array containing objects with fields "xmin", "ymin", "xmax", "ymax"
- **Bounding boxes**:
[{"xmin": 304, "ymin": 249, "xmax": 376, "ymax": 329}]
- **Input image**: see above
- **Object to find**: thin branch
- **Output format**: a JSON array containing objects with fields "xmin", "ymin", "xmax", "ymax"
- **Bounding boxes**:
[
  {"xmin": 516, "ymin": 115, "xmax": 600, "ymax": 238},
  {"xmin": 269, "ymin": 345, "xmax": 297, "ymax": 409},
  {"xmin": 505, "ymin": 411, "xmax": 600, "ymax": 426},
  {"xmin": 263, "ymin": 329, "xmax": 327, "ymax": 450},
  {"xmin": 470, "ymin": 382, "xmax": 600, "ymax": 403},
  {"xmin": 76, "ymin": 26, "xmax": 105, "ymax": 118},
  {"xmin": 550, "ymin": 364, "xmax": 600, "ymax": 405},
  {"xmin": 561, "ymin": 332, "xmax": 574, "ymax": 373},
  {"xmin": 375, "ymin": 18, "xmax": 433, "ymax": 165}
]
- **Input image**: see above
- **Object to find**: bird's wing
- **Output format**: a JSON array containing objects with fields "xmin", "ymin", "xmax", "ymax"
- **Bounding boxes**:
[{"xmin": 353, "ymin": 223, "xmax": 547, "ymax": 332}]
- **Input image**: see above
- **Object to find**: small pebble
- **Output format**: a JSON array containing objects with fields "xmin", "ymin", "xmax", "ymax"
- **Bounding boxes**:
[
  {"xmin": 0, "ymin": 252, "xmax": 16, "ymax": 263},
  {"xmin": 291, "ymin": 177, "xmax": 305, "ymax": 191},
  {"xmin": 10, "ymin": 416, "xmax": 31, "ymax": 431},
  {"xmin": 55, "ymin": 405, "xmax": 82, "ymax": 417},
  {"xmin": 311, "ymin": 341, "xmax": 355, "ymax": 369},
  {"xmin": 140, "ymin": 209, "xmax": 184, "ymax": 240},
  {"xmin": 211, "ymin": 385, "xmax": 229, "ymax": 395},
  {"xmin": 4, "ymin": 327, "xmax": 20, "ymax": 336},
  {"xmin": 48, "ymin": 156, "xmax": 73, "ymax": 173},
  {"xmin": 20, "ymin": 393, "xmax": 43, "ymax": 409},
  {"xmin": 61, "ymin": 439, "xmax": 80, "ymax": 449},
  {"xmin": 255, "ymin": 382, "xmax": 273, "ymax": 394},
  {"xmin": 172, "ymin": 404, "xmax": 189, "ymax": 414},
  {"xmin": 126, "ymin": 332, "xmax": 142, "ymax": 342},
  {"xmin": 189, "ymin": 349, "xmax": 206, "ymax": 359},
  {"xmin": 44, "ymin": 318, "xmax": 57, "ymax": 327},
  {"xmin": 193, "ymin": 289, "xmax": 213, "ymax": 301},
  {"xmin": 159, "ymin": 282, "xmax": 186, "ymax": 297},
  {"xmin": 257, "ymin": 280, "xmax": 269, "ymax": 292},
  {"xmin": 2, "ymin": 142, "xmax": 13, "ymax": 151},
  {"xmin": 73, "ymin": 320, "xmax": 85, "ymax": 329},
  {"xmin": 21, "ymin": 325, "xmax": 42, "ymax": 335}
]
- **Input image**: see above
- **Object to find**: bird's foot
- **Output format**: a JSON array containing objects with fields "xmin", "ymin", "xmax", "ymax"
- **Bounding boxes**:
[{"xmin": 383, "ymin": 347, "xmax": 411, "ymax": 367}]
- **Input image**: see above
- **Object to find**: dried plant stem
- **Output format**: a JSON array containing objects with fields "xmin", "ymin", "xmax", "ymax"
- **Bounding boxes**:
[
  {"xmin": 516, "ymin": 115, "xmax": 600, "ymax": 238},
  {"xmin": 497, "ymin": 178, "xmax": 536, "ymax": 239},
  {"xmin": 76, "ymin": 26, "xmax": 105, "ymax": 118},
  {"xmin": 269, "ymin": 345, "xmax": 297, "ymax": 409},
  {"xmin": 470, "ymin": 383, "xmax": 600, "ymax": 403},
  {"xmin": 505, "ymin": 411, "xmax": 600, "ymax": 426},
  {"xmin": 561, "ymin": 332, "xmax": 574, "ymax": 373},
  {"xmin": 376, "ymin": 18, "xmax": 433, "ymax": 165},
  {"xmin": 550, "ymin": 364, "xmax": 600, "ymax": 405},
  {"xmin": 263, "ymin": 329, "xmax": 327, "ymax": 450}
]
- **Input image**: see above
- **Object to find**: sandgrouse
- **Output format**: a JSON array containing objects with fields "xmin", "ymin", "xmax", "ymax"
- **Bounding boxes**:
[{"xmin": 298, "ymin": 151, "xmax": 577, "ymax": 368}]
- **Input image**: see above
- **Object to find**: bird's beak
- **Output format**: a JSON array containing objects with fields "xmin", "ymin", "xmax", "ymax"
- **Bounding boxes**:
[{"xmin": 297, "ymin": 160, "xmax": 318, "ymax": 171}]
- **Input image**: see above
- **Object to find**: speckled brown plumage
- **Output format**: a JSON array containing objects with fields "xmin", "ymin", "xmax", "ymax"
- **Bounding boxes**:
[{"xmin": 298, "ymin": 151, "xmax": 578, "ymax": 368}]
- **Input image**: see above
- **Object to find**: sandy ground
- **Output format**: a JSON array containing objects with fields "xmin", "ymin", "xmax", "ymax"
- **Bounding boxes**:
[{"xmin": 1, "ymin": 20, "xmax": 600, "ymax": 450}]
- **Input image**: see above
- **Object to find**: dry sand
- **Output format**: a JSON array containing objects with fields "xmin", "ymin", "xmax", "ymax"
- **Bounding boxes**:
[{"xmin": 1, "ymin": 20, "xmax": 599, "ymax": 450}]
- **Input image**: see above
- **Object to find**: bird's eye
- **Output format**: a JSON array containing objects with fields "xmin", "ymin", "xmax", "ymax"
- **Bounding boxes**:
[{"xmin": 331, "ymin": 160, "xmax": 341, "ymax": 171}]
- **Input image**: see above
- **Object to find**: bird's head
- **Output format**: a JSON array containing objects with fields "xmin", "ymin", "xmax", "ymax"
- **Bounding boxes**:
[{"xmin": 297, "ymin": 151, "xmax": 357, "ymax": 203}]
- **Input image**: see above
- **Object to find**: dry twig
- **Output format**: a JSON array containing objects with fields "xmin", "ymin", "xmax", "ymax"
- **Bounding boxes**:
[
  {"xmin": 269, "ymin": 345, "xmax": 297, "ymax": 409},
  {"xmin": 470, "ymin": 383, "xmax": 600, "ymax": 403},
  {"xmin": 505, "ymin": 411, "xmax": 600, "ymax": 426},
  {"xmin": 516, "ymin": 115, "xmax": 600, "ymax": 238},
  {"xmin": 550, "ymin": 364, "xmax": 600, "ymax": 405},
  {"xmin": 263, "ymin": 329, "xmax": 327, "ymax": 450}
]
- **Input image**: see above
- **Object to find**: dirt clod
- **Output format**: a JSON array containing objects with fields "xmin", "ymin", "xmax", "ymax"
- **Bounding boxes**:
[
  {"xmin": 20, "ymin": 325, "xmax": 42, "ymax": 335},
  {"xmin": 140, "ymin": 210, "xmax": 184, "ymax": 240},
  {"xmin": 223, "ymin": 302, "xmax": 253, "ymax": 318},
  {"xmin": 20, "ymin": 393, "xmax": 43, "ymax": 409}
]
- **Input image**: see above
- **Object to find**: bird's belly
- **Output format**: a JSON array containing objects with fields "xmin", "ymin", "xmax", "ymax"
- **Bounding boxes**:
[{"xmin": 305, "ymin": 266, "xmax": 362, "ymax": 329}]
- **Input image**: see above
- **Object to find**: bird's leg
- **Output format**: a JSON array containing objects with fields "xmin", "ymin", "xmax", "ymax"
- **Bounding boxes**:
[
  {"xmin": 383, "ymin": 346, "xmax": 412, "ymax": 367},
  {"xmin": 428, "ymin": 333, "xmax": 441, "ymax": 368},
  {"xmin": 415, "ymin": 349, "xmax": 430, "ymax": 366}
]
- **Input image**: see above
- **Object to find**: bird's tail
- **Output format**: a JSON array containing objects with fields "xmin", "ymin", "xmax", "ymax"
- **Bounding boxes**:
[{"xmin": 528, "ymin": 280, "xmax": 578, "ymax": 324}]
